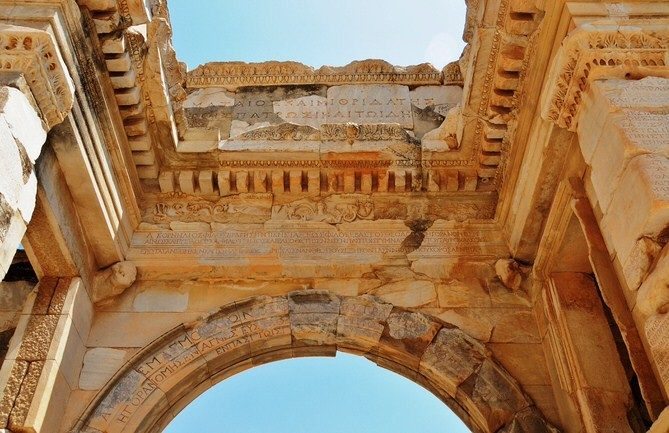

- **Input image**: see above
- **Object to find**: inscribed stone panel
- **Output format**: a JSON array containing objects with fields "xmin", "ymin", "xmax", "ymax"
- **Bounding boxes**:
[{"xmin": 326, "ymin": 84, "xmax": 413, "ymax": 128}]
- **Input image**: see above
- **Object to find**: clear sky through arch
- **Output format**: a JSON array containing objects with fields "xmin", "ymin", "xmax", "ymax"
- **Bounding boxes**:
[
  {"xmin": 163, "ymin": 352, "xmax": 471, "ymax": 433},
  {"xmin": 168, "ymin": 0, "xmax": 467, "ymax": 70}
]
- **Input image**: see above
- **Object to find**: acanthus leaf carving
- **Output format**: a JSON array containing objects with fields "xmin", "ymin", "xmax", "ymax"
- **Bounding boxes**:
[{"xmin": 542, "ymin": 22, "xmax": 669, "ymax": 131}]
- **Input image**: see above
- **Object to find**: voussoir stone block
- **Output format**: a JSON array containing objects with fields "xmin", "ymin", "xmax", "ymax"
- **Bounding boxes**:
[
  {"xmin": 79, "ymin": 348, "xmax": 127, "ymax": 391},
  {"xmin": 377, "ymin": 309, "xmax": 441, "ymax": 370},
  {"xmin": 337, "ymin": 295, "xmax": 392, "ymax": 351},
  {"xmin": 457, "ymin": 358, "xmax": 530, "ymax": 432},
  {"xmin": 418, "ymin": 327, "xmax": 489, "ymax": 396},
  {"xmin": 288, "ymin": 291, "xmax": 340, "ymax": 345}
]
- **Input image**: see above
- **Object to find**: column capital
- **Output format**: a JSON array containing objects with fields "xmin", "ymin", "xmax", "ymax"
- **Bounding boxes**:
[
  {"xmin": 542, "ymin": 19, "xmax": 669, "ymax": 131},
  {"xmin": 0, "ymin": 23, "xmax": 74, "ymax": 129}
]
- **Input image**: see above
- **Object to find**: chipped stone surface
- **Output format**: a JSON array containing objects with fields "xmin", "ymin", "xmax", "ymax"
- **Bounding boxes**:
[
  {"xmin": 419, "ymin": 327, "xmax": 489, "ymax": 395},
  {"xmin": 495, "ymin": 259, "xmax": 522, "ymax": 291}
]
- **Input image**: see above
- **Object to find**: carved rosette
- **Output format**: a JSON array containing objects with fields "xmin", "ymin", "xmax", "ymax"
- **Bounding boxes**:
[
  {"xmin": 0, "ymin": 24, "xmax": 74, "ymax": 129},
  {"xmin": 542, "ymin": 22, "xmax": 669, "ymax": 131}
]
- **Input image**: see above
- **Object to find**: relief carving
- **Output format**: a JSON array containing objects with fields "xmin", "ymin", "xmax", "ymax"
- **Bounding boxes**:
[
  {"xmin": 0, "ymin": 24, "xmax": 74, "ymax": 128},
  {"xmin": 236, "ymin": 123, "xmax": 321, "ymax": 141},
  {"xmin": 320, "ymin": 123, "xmax": 413, "ymax": 143},
  {"xmin": 272, "ymin": 197, "xmax": 374, "ymax": 223},
  {"xmin": 151, "ymin": 195, "xmax": 272, "ymax": 223}
]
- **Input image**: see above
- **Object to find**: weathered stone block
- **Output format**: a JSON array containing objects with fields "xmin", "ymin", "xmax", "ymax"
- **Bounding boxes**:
[
  {"xmin": 371, "ymin": 280, "xmax": 436, "ymax": 307},
  {"xmin": 497, "ymin": 407, "xmax": 559, "ymax": 433},
  {"xmin": 337, "ymin": 296, "xmax": 392, "ymax": 350},
  {"xmin": 378, "ymin": 310, "xmax": 440, "ymax": 370},
  {"xmin": 589, "ymin": 111, "xmax": 669, "ymax": 210},
  {"xmin": 288, "ymin": 291, "xmax": 340, "ymax": 345},
  {"xmin": 79, "ymin": 348, "xmax": 127, "ymax": 391},
  {"xmin": 457, "ymin": 359, "xmax": 530, "ymax": 432},
  {"xmin": 418, "ymin": 327, "xmax": 489, "ymax": 396},
  {"xmin": 621, "ymin": 237, "xmax": 662, "ymax": 292},
  {"xmin": 601, "ymin": 154, "xmax": 669, "ymax": 264},
  {"xmin": 273, "ymin": 95, "xmax": 327, "ymax": 128}
]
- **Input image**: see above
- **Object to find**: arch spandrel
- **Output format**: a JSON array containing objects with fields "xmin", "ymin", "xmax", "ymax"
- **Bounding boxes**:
[{"xmin": 74, "ymin": 292, "xmax": 558, "ymax": 433}]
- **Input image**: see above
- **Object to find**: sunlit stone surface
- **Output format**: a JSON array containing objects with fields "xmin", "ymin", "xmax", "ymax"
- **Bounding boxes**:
[{"xmin": 0, "ymin": 1, "xmax": 668, "ymax": 433}]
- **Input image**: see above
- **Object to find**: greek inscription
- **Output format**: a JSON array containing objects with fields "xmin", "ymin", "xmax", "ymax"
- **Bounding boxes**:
[
  {"xmin": 646, "ymin": 313, "xmax": 669, "ymax": 387},
  {"xmin": 131, "ymin": 228, "xmax": 506, "ymax": 260}
]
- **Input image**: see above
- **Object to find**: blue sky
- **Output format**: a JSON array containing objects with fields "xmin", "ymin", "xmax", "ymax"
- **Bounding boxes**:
[
  {"xmin": 163, "ymin": 353, "xmax": 470, "ymax": 433},
  {"xmin": 165, "ymin": 1, "xmax": 470, "ymax": 431},
  {"xmin": 169, "ymin": 0, "xmax": 467, "ymax": 70}
]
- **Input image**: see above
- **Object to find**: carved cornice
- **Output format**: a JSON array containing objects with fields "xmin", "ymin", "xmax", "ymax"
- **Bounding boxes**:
[
  {"xmin": 187, "ymin": 60, "xmax": 443, "ymax": 88},
  {"xmin": 542, "ymin": 21, "xmax": 669, "ymax": 131},
  {"xmin": 0, "ymin": 24, "xmax": 74, "ymax": 128},
  {"xmin": 458, "ymin": 0, "xmax": 543, "ymax": 188},
  {"xmin": 443, "ymin": 61, "xmax": 464, "ymax": 86}
]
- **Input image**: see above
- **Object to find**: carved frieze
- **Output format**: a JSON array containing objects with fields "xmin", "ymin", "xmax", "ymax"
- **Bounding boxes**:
[
  {"xmin": 151, "ymin": 194, "xmax": 273, "ymax": 224},
  {"xmin": 146, "ymin": 192, "xmax": 496, "ymax": 225},
  {"xmin": 272, "ymin": 197, "xmax": 375, "ymax": 224}
]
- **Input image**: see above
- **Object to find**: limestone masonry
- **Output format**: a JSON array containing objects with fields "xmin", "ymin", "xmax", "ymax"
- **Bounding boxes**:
[{"xmin": 0, "ymin": 0, "xmax": 668, "ymax": 432}]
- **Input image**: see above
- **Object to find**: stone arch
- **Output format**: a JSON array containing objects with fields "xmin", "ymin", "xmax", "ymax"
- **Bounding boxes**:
[{"xmin": 74, "ymin": 292, "xmax": 558, "ymax": 433}]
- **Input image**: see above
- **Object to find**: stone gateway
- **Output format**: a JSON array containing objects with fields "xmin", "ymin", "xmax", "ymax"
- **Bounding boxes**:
[{"xmin": 0, "ymin": 1, "xmax": 668, "ymax": 433}]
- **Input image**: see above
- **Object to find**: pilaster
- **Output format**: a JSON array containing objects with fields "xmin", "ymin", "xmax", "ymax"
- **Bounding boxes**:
[{"xmin": 0, "ymin": 277, "xmax": 92, "ymax": 433}]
